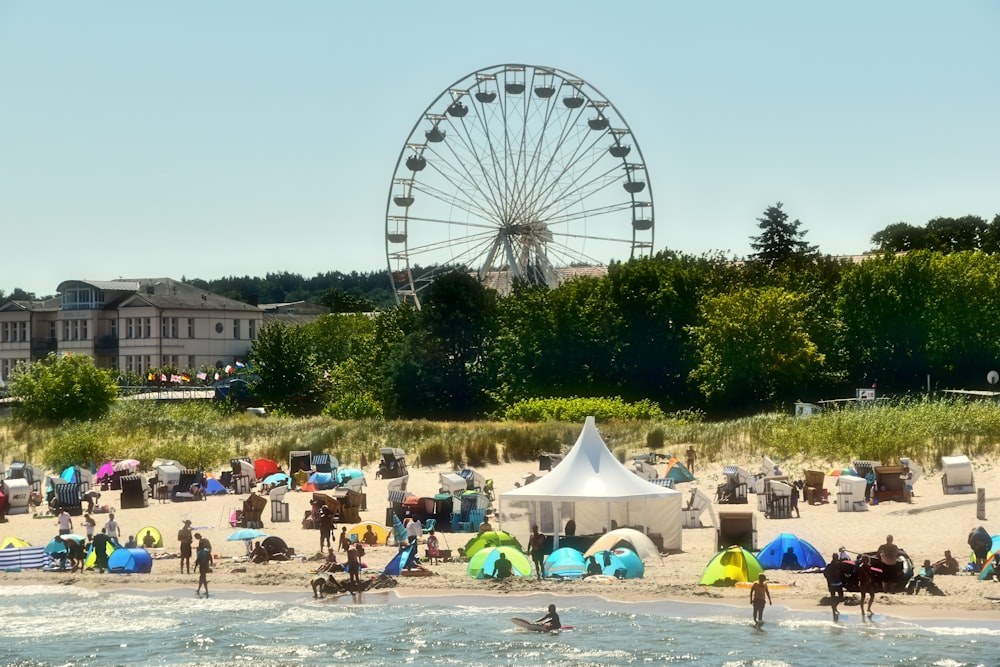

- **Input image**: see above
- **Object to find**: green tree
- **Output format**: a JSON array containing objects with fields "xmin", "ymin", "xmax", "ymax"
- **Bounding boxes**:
[
  {"xmin": 9, "ymin": 353, "xmax": 119, "ymax": 422},
  {"xmin": 383, "ymin": 271, "xmax": 497, "ymax": 418},
  {"xmin": 688, "ymin": 286, "xmax": 826, "ymax": 407},
  {"xmin": 870, "ymin": 222, "xmax": 926, "ymax": 253},
  {"xmin": 749, "ymin": 202, "xmax": 818, "ymax": 268},
  {"xmin": 249, "ymin": 321, "xmax": 329, "ymax": 415}
]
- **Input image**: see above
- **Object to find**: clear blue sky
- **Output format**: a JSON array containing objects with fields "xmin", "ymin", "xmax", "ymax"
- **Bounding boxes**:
[{"xmin": 1, "ymin": 1, "xmax": 997, "ymax": 297}]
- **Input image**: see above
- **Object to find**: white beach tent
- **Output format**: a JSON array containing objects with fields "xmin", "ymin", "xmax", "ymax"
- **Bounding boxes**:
[{"xmin": 499, "ymin": 417, "xmax": 683, "ymax": 552}]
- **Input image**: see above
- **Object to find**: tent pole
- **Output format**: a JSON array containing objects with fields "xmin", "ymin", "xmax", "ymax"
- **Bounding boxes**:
[{"xmin": 553, "ymin": 502, "xmax": 561, "ymax": 550}]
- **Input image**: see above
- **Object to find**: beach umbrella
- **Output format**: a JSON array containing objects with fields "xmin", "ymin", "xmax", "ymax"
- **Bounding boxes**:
[
  {"xmin": 1, "ymin": 537, "xmax": 31, "ymax": 549},
  {"xmin": 227, "ymin": 528, "xmax": 267, "ymax": 542},
  {"xmin": 96, "ymin": 461, "xmax": 115, "ymax": 479},
  {"xmin": 464, "ymin": 530, "xmax": 523, "ymax": 559},
  {"xmin": 467, "ymin": 546, "xmax": 532, "ymax": 579},
  {"xmin": 262, "ymin": 472, "xmax": 291, "ymax": 487},
  {"xmin": 827, "ymin": 467, "xmax": 858, "ymax": 477},
  {"xmin": 114, "ymin": 459, "xmax": 140, "ymax": 472}
]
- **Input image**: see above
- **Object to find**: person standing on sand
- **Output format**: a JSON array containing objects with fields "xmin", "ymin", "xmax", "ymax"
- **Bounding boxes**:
[
  {"xmin": 83, "ymin": 513, "xmax": 96, "ymax": 541},
  {"xmin": 528, "ymin": 525, "xmax": 546, "ymax": 580},
  {"xmin": 685, "ymin": 445, "xmax": 697, "ymax": 474},
  {"xmin": 858, "ymin": 554, "xmax": 876, "ymax": 616},
  {"xmin": 104, "ymin": 512, "xmax": 120, "ymax": 542},
  {"xmin": 56, "ymin": 509, "xmax": 73, "ymax": 536},
  {"xmin": 178, "ymin": 519, "xmax": 193, "ymax": 574},
  {"xmin": 346, "ymin": 543, "xmax": 361, "ymax": 586},
  {"xmin": 750, "ymin": 573, "xmax": 771, "ymax": 625},
  {"xmin": 877, "ymin": 534, "xmax": 901, "ymax": 593},
  {"xmin": 92, "ymin": 529, "xmax": 111, "ymax": 574}
]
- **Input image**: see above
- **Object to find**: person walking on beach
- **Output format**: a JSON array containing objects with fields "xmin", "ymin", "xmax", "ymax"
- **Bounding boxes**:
[
  {"xmin": 92, "ymin": 529, "xmax": 111, "ymax": 574},
  {"xmin": 858, "ymin": 554, "xmax": 876, "ymax": 616},
  {"xmin": 83, "ymin": 513, "xmax": 96, "ymax": 541},
  {"xmin": 824, "ymin": 553, "xmax": 845, "ymax": 621},
  {"xmin": 318, "ymin": 505, "xmax": 333, "ymax": 551},
  {"xmin": 528, "ymin": 525, "xmax": 546, "ymax": 580},
  {"xmin": 178, "ymin": 519, "xmax": 193, "ymax": 574},
  {"xmin": 750, "ymin": 573, "xmax": 771, "ymax": 626},
  {"xmin": 864, "ymin": 469, "xmax": 876, "ymax": 504},
  {"xmin": 196, "ymin": 542, "xmax": 211, "ymax": 597},
  {"xmin": 338, "ymin": 526, "xmax": 350, "ymax": 552}
]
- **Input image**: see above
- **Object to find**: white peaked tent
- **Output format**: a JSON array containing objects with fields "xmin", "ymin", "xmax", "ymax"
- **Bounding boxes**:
[{"xmin": 499, "ymin": 417, "xmax": 682, "ymax": 552}]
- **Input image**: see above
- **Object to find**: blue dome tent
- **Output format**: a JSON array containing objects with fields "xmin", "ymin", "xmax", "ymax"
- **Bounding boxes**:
[
  {"xmin": 756, "ymin": 533, "xmax": 826, "ymax": 570},
  {"xmin": 108, "ymin": 548, "xmax": 153, "ymax": 573},
  {"xmin": 543, "ymin": 547, "xmax": 586, "ymax": 578}
]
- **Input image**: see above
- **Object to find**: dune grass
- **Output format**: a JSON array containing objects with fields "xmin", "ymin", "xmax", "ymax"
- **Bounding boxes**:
[{"xmin": 1, "ymin": 396, "xmax": 998, "ymax": 473}]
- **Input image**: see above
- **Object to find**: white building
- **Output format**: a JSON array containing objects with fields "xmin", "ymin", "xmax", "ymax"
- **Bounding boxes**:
[{"xmin": 0, "ymin": 278, "xmax": 265, "ymax": 381}]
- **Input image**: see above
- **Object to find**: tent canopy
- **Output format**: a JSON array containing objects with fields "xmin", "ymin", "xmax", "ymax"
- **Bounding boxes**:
[
  {"xmin": 464, "ymin": 531, "xmax": 523, "ymax": 559},
  {"xmin": 584, "ymin": 528, "xmax": 661, "ymax": 562},
  {"xmin": 500, "ymin": 417, "xmax": 682, "ymax": 552},
  {"xmin": 108, "ymin": 548, "xmax": 152, "ymax": 573},
  {"xmin": 544, "ymin": 547, "xmax": 586, "ymax": 578},
  {"xmin": 136, "ymin": 526, "xmax": 163, "ymax": 548},
  {"xmin": 699, "ymin": 545, "xmax": 763, "ymax": 586},
  {"xmin": 663, "ymin": 458, "xmax": 695, "ymax": 483},
  {"xmin": 467, "ymin": 546, "xmax": 531, "ymax": 579},
  {"xmin": 756, "ymin": 533, "xmax": 826, "ymax": 570}
]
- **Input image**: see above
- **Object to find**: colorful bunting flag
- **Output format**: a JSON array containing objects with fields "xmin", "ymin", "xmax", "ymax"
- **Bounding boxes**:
[{"xmin": 196, "ymin": 371, "xmax": 207, "ymax": 381}]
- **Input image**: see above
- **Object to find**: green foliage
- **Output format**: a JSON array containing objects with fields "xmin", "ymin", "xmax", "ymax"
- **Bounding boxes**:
[
  {"xmin": 749, "ymin": 202, "xmax": 818, "ymax": 268},
  {"xmin": 250, "ymin": 321, "xmax": 329, "ymax": 415},
  {"xmin": 688, "ymin": 286, "xmax": 826, "ymax": 407},
  {"xmin": 9, "ymin": 353, "xmax": 119, "ymax": 423},
  {"xmin": 503, "ymin": 396, "xmax": 666, "ymax": 422}
]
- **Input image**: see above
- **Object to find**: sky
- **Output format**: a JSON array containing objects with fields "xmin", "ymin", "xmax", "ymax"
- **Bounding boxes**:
[{"xmin": 1, "ymin": 1, "xmax": 997, "ymax": 297}]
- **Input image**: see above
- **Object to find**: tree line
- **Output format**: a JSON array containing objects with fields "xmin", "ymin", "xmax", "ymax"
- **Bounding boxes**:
[{"xmin": 244, "ymin": 205, "xmax": 1000, "ymax": 420}]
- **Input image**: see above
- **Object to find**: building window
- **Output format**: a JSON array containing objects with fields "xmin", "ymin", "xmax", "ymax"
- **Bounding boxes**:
[
  {"xmin": 161, "ymin": 318, "xmax": 168, "ymax": 338},
  {"xmin": 110, "ymin": 319, "xmax": 117, "ymax": 339},
  {"xmin": 144, "ymin": 318, "xmax": 151, "ymax": 338},
  {"xmin": 49, "ymin": 322, "xmax": 56, "ymax": 340},
  {"xmin": 170, "ymin": 317, "xmax": 178, "ymax": 338},
  {"xmin": 144, "ymin": 355, "xmax": 151, "ymax": 371},
  {"xmin": 188, "ymin": 355, "xmax": 196, "ymax": 368},
  {"xmin": 233, "ymin": 319, "xmax": 240, "ymax": 339},
  {"xmin": 187, "ymin": 318, "xmax": 194, "ymax": 338},
  {"xmin": 62, "ymin": 321, "xmax": 70, "ymax": 341},
  {"xmin": 249, "ymin": 319, "xmax": 256, "ymax": 340},
  {"xmin": 1, "ymin": 322, "xmax": 8, "ymax": 343},
  {"xmin": 81, "ymin": 320, "xmax": 88, "ymax": 340}
]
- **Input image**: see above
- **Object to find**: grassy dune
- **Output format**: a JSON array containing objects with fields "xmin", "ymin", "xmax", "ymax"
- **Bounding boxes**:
[{"xmin": 2, "ymin": 397, "xmax": 999, "ymax": 474}]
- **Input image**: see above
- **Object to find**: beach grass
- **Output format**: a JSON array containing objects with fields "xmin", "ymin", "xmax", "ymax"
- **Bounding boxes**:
[{"xmin": 1, "ymin": 396, "xmax": 999, "ymax": 472}]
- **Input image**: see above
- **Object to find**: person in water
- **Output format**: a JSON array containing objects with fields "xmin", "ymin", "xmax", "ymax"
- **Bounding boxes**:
[
  {"xmin": 750, "ymin": 573, "xmax": 772, "ymax": 625},
  {"xmin": 534, "ymin": 604, "xmax": 561, "ymax": 631}
]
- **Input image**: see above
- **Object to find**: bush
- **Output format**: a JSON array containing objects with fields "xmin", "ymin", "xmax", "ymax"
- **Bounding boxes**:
[
  {"xmin": 9, "ymin": 353, "xmax": 118, "ymax": 423},
  {"xmin": 502, "ymin": 396, "xmax": 666, "ymax": 422}
]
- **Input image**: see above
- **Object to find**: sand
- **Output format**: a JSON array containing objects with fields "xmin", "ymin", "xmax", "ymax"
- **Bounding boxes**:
[{"xmin": 4, "ymin": 452, "xmax": 1000, "ymax": 621}]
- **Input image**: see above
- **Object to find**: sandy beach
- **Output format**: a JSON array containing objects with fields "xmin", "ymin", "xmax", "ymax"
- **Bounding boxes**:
[{"xmin": 4, "ymin": 450, "xmax": 1000, "ymax": 621}]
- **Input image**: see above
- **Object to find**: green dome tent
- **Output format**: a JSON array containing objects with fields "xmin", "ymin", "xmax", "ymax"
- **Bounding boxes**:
[
  {"xmin": 699, "ymin": 545, "xmax": 763, "ymax": 586},
  {"xmin": 464, "ymin": 531, "xmax": 522, "ymax": 559},
  {"xmin": 467, "ymin": 546, "xmax": 531, "ymax": 579}
]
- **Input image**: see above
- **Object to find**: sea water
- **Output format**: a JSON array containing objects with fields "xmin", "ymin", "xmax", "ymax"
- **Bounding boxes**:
[{"xmin": 1, "ymin": 585, "xmax": 998, "ymax": 667}]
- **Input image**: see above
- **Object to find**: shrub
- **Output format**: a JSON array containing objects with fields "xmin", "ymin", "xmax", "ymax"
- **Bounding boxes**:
[{"xmin": 503, "ymin": 396, "xmax": 666, "ymax": 422}]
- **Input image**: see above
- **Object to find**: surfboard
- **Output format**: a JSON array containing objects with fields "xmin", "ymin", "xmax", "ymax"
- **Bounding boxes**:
[{"xmin": 511, "ymin": 617, "xmax": 573, "ymax": 632}]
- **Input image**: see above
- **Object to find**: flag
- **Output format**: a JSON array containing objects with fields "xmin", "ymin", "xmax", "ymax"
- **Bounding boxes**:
[
  {"xmin": 196, "ymin": 371, "xmax": 207, "ymax": 381},
  {"xmin": 214, "ymin": 372, "xmax": 221, "ymax": 381},
  {"xmin": 160, "ymin": 374, "xmax": 167, "ymax": 382},
  {"xmin": 170, "ymin": 374, "xmax": 181, "ymax": 383},
  {"xmin": 224, "ymin": 364, "xmax": 234, "ymax": 374},
  {"xmin": 181, "ymin": 374, "xmax": 191, "ymax": 383},
  {"xmin": 235, "ymin": 360, "xmax": 246, "ymax": 369},
  {"xmin": 147, "ymin": 372, "xmax": 154, "ymax": 381}
]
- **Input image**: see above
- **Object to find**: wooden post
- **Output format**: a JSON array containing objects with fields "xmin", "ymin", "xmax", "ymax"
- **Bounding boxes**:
[{"xmin": 977, "ymin": 488, "xmax": 986, "ymax": 521}]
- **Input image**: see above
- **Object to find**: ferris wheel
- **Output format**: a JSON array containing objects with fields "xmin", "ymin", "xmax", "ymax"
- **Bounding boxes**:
[{"xmin": 385, "ymin": 63, "xmax": 655, "ymax": 306}]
